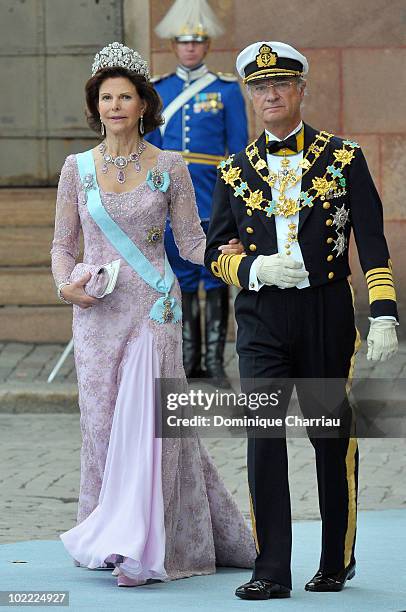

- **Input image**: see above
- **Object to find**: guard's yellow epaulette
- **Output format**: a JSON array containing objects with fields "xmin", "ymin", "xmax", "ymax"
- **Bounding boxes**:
[
  {"xmin": 216, "ymin": 71, "xmax": 238, "ymax": 82},
  {"xmin": 150, "ymin": 72, "xmax": 173, "ymax": 84}
]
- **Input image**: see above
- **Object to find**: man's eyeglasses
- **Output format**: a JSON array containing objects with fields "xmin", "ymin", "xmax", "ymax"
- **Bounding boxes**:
[{"xmin": 249, "ymin": 80, "xmax": 295, "ymax": 97}]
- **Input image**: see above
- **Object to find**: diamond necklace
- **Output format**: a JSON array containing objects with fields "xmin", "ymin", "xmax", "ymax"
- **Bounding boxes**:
[{"xmin": 99, "ymin": 139, "xmax": 147, "ymax": 184}]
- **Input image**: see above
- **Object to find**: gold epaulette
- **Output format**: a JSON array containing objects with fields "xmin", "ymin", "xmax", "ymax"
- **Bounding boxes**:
[
  {"xmin": 365, "ymin": 260, "xmax": 397, "ymax": 304},
  {"xmin": 216, "ymin": 71, "xmax": 238, "ymax": 82}
]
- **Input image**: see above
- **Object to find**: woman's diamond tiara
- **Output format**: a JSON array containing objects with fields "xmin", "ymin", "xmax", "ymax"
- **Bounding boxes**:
[{"xmin": 91, "ymin": 42, "xmax": 150, "ymax": 80}]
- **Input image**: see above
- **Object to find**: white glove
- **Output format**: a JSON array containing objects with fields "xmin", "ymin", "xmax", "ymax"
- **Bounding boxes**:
[
  {"xmin": 256, "ymin": 254, "xmax": 309, "ymax": 289},
  {"xmin": 366, "ymin": 318, "xmax": 398, "ymax": 361}
]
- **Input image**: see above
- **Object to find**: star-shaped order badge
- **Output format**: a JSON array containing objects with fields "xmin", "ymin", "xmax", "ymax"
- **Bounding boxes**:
[
  {"xmin": 331, "ymin": 204, "xmax": 350, "ymax": 230},
  {"xmin": 332, "ymin": 231, "xmax": 347, "ymax": 256}
]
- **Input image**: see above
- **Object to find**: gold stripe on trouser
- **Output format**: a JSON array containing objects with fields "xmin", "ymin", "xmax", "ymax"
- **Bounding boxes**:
[
  {"xmin": 344, "ymin": 279, "xmax": 361, "ymax": 568},
  {"xmin": 249, "ymin": 490, "xmax": 260, "ymax": 553}
]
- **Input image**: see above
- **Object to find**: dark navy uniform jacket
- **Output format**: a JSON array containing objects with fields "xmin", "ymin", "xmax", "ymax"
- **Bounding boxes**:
[
  {"xmin": 205, "ymin": 123, "xmax": 398, "ymax": 320},
  {"xmin": 146, "ymin": 63, "xmax": 248, "ymax": 221}
]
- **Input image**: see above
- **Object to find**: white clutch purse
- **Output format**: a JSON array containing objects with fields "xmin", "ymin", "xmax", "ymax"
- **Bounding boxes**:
[{"xmin": 84, "ymin": 259, "xmax": 121, "ymax": 298}]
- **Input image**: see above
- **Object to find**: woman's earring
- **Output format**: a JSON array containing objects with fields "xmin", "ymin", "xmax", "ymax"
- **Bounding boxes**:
[
  {"xmin": 139, "ymin": 115, "xmax": 144, "ymax": 135},
  {"xmin": 100, "ymin": 117, "xmax": 105, "ymax": 136}
]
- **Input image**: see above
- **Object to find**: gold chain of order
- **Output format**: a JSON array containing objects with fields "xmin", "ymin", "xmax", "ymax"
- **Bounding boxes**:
[
  {"xmin": 246, "ymin": 130, "xmax": 334, "ymax": 191},
  {"xmin": 219, "ymin": 137, "xmax": 360, "ymax": 218}
]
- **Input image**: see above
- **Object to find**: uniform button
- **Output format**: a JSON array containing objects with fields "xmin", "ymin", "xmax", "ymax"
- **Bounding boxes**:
[
  {"xmin": 249, "ymin": 244, "xmax": 257, "ymax": 252},
  {"xmin": 184, "ymin": 104, "xmax": 190, "ymax": 109},
  {"xmin": 328, "ymin": 272, "xmax": 335, "ymax": 280},
  {"xmin": 185, "ymin": 115, "xmax": 191, "ymax": 120},
  {"xmin": 323, "ymin": 202, "xmax": 331, "ymax": 209},
  {"xmin": 185, "ymin": 126, "xmax": 190, "ymax": 132},
  {"xmin": 249, "ymin": 282, "xmax": 255, "ymax": 289},
  {"xmin": 327, "ymin": 255, "xmax": 333, "ymax": 262},
  {"xmin": 326, "ymin": 219, "xmax": 333, "ymax": 226},
  {"xmin": 246, "ymin": 227, "xmax": 254, "ymax": 234},
  {"xmin": 286, "ymin": 250, "xmax": 291, "ymax": 255},
  {"xmin": 185, "ymin": 137, "xmax": 190, "ymax": 143},
  {"xmin": 184, "ymin": 148, "xmax": 190, "ymax": 153},
  {"xmin": 326, "ymin": 237, "xmax": 333, "ymax": 244},
  {"xmin": 246, "ymin": 209, "xmax": 252, "ymax": 216}
]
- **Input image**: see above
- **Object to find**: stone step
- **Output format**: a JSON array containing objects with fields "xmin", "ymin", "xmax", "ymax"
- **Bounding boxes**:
[
  {"xmin": 0, "ymin": 306, "xmax": 72, "ymax": 343},
  {"xmin": 0, "ymin": 267, "xmax": 60, "ymax": 305},
  {"xmin": 0, "ymin": 189, "xmax": 56, "ymax": 227}
]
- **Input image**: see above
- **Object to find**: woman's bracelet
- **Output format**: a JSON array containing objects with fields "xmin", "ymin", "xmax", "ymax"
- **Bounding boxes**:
[{"xmin": 57, "ymin": 282, "xmax": 72, "ymax": 304}]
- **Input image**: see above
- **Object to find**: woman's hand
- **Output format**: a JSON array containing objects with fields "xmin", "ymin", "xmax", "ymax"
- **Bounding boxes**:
[
  {"xmin": 61, "ymin": 273, "xmax": 99, "ymax": 309},
  {"xmin": 218, "ymin": 237, "xmax": 245, "ymax": 255}
]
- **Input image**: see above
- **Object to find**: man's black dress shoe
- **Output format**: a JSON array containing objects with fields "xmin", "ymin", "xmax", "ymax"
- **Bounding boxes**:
[
  {"xmin": 305, "ymin": 562, "xmax": 356, "ymax": 592},
  {"xmin": 235, "ymin": 579, "xmax": 291, "ymax": 600}
]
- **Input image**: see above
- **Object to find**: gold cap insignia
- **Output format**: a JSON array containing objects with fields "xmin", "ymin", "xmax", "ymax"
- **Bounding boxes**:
[{"xmin": 256, "ymin": 45, "xmax": 277, "ymax": 68}]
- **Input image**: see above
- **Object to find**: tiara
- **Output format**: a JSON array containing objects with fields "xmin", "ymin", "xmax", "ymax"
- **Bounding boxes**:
[{"xmin": 91, "ymin": 42, "xmax": 150, "ymax": 80}]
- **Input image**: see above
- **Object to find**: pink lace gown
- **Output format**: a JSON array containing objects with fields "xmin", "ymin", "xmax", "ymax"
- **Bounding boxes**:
[{"xmin": 51, "ymin": 150, "xmax": 255, "ymax": 581}]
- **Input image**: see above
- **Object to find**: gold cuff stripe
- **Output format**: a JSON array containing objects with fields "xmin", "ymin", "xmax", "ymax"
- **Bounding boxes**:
[
  {"xmin": 367, "ymin": 279, "xmax": 394, "ymax": 290},
  {"xmin": 225, "ymin": 256, "xmax": 233, "ymax": 285},
  {"xmin": 366, "ymin": 274, "xmax": 393, "ymax": 285},
  {"xmin": 214, "ymin": 253, "xmax": 244, "ymax": 287},
  {"xmin": 366, "ymin": 272, "xmax": 393, "ymax": 282},
  {"xmin": 365, "ymin": 267, "xmax": 393, "ymax": 280},
  {"xmin": 211, "ymin": 261, "xmax": 220, "ymax": 277},
  {"xmin": 369, "ymin": 285, "xmax": 397, "ymax": 303},
  {"xmin": 212, "ymin": 255, "xmax": 232, "ymax": 285},
  {"xmin": 367, "ymin": 274, "xmax": 393, "ymax": 284},
  {"xmin": 229, "ymin": 254, "xmax": 245, "ymax": 287},
  {"xmin": 220, "ymin": 255, "xmax": 232, "ymax": 284}
]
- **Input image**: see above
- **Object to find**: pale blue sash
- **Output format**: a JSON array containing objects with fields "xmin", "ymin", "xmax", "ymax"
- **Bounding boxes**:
[{"xmin": 76, "ymin": 150, "xmax": 181, "ymax": 324}]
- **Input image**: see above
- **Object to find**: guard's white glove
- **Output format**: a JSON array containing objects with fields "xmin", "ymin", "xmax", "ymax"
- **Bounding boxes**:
[
  {"xmin": 366, "ymin": 318, "xmax": 398, "ymax": 361},
  {"xmin": 256, "ymin": 254, "xmax": 309, "ymax": 289}
]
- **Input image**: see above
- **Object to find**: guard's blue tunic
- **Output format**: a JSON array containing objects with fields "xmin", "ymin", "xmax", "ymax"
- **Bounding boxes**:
[{"xmin": 146, "ymin": 63, "xmax": 248, "ymax": 291}]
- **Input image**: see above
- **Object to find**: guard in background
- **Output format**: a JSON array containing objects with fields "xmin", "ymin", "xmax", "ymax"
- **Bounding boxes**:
[
  {"xmin": 146, "ymin": 0, "xmax": 248, "ymax": 383},
  {"xmin": 205, "ymin": 41, "xmax": 399, "ymax": 599}
]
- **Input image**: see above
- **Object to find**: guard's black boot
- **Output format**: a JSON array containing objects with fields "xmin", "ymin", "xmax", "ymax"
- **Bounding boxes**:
[
  {"xmin": 204, "ymin": 287, "xmax": 231, "ymax": 389},
  {"xmin": 181, "ymin": 291, "xmax": 205, "ymax": 379}
]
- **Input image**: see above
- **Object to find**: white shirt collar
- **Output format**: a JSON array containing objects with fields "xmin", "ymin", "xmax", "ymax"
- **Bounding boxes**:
[
  {"xmin": 265, "ymin": 121, "xmax": 303, "ymax": 143},
  {"xmin": 176, "ymin": 63, "xmax": 209, "ymax": 82}
]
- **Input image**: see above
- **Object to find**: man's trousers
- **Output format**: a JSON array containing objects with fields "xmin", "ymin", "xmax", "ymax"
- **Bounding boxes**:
[{"xmin": 235, "ymin": 278, "xmax": 360, "ymax": 590}]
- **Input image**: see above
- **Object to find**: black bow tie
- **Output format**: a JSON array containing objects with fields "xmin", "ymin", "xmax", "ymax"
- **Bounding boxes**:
[{"xmin": 266, "ymin": 134, "xmax": 298, "ymax": 154}]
